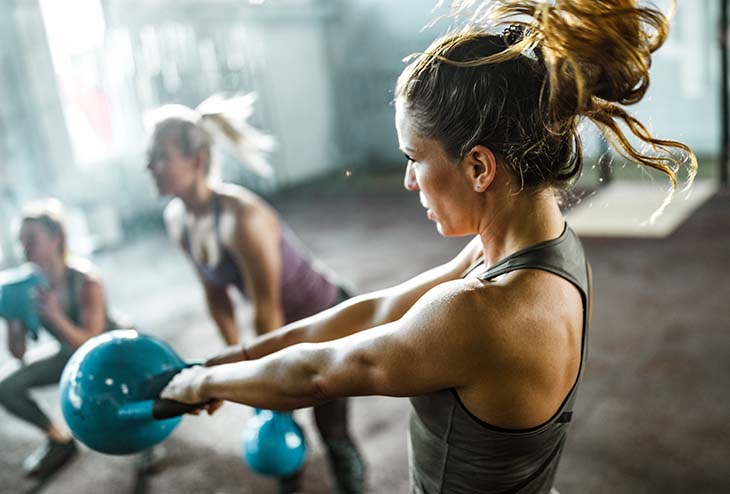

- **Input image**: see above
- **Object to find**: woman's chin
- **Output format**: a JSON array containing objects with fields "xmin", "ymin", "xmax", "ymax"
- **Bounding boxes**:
[
  {"xmin": 435, "ymin": 223, "xmax": 469, "ymax": 238},
  {"xmin": 27, "ymin": 259, "xmax": 48, "ymax": 271}
]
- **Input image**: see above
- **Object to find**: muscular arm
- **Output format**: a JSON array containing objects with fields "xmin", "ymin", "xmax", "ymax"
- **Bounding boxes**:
[
  {"xmin": 163, "ymin": 265, "xmax": 585, "ymax": 429},
  {"xmin": 209, "ymin": 235, "xmax": 482, "ymax": 365},
  {"xmin": 226, "ymin": 202, "xmax": 285, "ymax": 337},
  {"xmin": 6, "ymin": 320, "xmax": 26, "ymax": 360},
  {"xmin": 170, "ymin": 280, "xmax": 486, "ymax": 410}
]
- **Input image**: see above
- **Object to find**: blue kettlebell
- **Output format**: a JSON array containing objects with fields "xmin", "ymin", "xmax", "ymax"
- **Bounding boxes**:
[
  {"xmin": 60, "ymin": 329, "xmax": 204, "ymax": 455},
  {"xmin": 242, "ymin": 409, "xmax": 307, "ymax": 477},
  {"xmin": 0, "ymin": 263, "xmax": 46, "ymax": 340}
]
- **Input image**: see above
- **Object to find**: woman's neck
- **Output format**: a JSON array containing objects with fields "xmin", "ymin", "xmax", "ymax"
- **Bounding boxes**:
[
  {"xmin": 477, "ymin": 185, "xmax": 564, "ymax": 268},
  {"xmin": 41, "ymin": 255, "xmax": 67, "ymax": 287},
  {"xmin": 181, "ymin": 181, "xmax": 215, "ymax": 217}
]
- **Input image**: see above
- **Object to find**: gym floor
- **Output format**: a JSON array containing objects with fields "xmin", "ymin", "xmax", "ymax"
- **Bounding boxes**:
[{"xmin": 1, "ymin": 170, "xmax": 728, "ymax": 494}]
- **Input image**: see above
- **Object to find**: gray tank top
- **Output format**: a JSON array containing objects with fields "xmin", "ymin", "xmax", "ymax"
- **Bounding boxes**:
[{"xmin": 409, "ymin": 225, "xmax": 590, "ymax": 494}]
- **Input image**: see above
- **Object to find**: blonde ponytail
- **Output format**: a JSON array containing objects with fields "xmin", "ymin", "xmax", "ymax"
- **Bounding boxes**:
[
  {"xmin": 196, "ymin": 93, "xmax": 275, "ymax": 178},
  {"xmin": 146, "ymin": 93, "xmax": 275, "ymax": 178}
]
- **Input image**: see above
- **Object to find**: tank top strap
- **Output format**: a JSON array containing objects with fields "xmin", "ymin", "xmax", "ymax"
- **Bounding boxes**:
[
  {"xmin": 65, "ymin": 266, "xmax": 82, "ymax": 325},
  {"xmin": 461, "ymin": 256, "xmax": 486, "ymax": 278},
  {"xmin": 212, "ymin": 191, "xmax": 225, "ymax": 245},
  {"xmin": 477, "ymin": 224, "xmax": 589, "ymax": 296},
  {"xmin": 180, "ymin": 212, "xmax": 192, "ymax": 253},
  {"xmin": 180, "ymin": 192, "xmax": 226, "ymax": 255}
]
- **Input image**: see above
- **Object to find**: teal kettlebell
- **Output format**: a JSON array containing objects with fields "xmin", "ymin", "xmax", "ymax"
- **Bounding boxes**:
[
  {"xmin": 0, "ymin": 263, "xmax": 46, "ymax": 340},
  {"xmin": 242, "ymin": 409, "xmax": 307, "ymax": 477},
  {"xmin": 60, "ymin": 329, "xmax": 205, "ymax": 455}
]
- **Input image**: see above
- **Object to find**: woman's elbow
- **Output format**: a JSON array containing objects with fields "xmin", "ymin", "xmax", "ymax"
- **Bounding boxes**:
[
  {"xmin": 288, "ymin": 346, "xmax": 342, "ymax": 403},
  {"xmin": 309, "ymin": 374, "xmax": 334, "ymax": 403},
  {"xmin": 314, "ymin": 350, "xmax": 383, "ymax": 400}
]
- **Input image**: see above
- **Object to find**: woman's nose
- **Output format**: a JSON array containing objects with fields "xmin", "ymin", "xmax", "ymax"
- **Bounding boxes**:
[{"xmin": 403, "ymin": 161, "xmax": 419, "ymax": 191}]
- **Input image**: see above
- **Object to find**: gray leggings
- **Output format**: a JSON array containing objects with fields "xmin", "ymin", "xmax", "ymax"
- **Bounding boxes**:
[{"xmin": 0, "ymin": 348, "xmax": 72, "ymax": 432}]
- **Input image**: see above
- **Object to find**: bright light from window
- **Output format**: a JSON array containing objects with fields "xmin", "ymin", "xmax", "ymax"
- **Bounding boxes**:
[
  {"xmin": 39, "ymin": 0, "xmax": 112, "ymax": 165},
  {"xmin": 40, "ymin": 0, "xmax": 106, "ymax": 69}
]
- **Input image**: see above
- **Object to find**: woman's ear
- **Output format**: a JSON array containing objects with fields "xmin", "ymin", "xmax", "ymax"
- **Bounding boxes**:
[{"xmin": 465, "ymin": 145, "xmax": 497, "ymax": 192}]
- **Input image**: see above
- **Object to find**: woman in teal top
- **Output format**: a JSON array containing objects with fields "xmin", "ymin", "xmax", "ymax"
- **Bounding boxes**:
[{"xmin": 0, "ymin": 199, "xmax": 118, "ymax": 478}]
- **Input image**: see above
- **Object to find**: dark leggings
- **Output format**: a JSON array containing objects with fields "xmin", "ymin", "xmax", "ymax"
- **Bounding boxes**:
[
  {"xmin": 279, "ymin": 398, "xmax": 365, "ymax": 494},
  {"xmin": 0, "ymin": 347, "xmax": 72, "ymax": 432},
  {"xmin": 317, "ymin": 398, "xmax": 366, "ymax": 493}
]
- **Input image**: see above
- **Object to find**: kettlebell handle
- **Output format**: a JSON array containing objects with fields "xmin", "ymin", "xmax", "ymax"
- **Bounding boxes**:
[
  {"xmin": 117, "ymin": 398, "xmax": 207, "ymax": 421},
  {"xmin": 152, "ymin": 398, "xmax": 207, "ymax": 419},
  {"xmin": 117, "ymin": 360, "xmax": 208, "ymax": 421}
]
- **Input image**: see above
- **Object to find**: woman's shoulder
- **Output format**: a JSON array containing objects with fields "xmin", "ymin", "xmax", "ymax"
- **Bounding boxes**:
[
  {"xmin": 432, "ymin": 270, "xmax": 575, "ymax": 340},
  {"xmin": 478, "ymin": 269, "xmax": 583, "ymax": 360},
  {"xmin": 215, "ymin": 184, "xmax": 279, "ymax": 236},
  {"xmin": 477, "ymin": 268, "xmax": 579, "ymax": 315},
  {"xmin": 66, "ymin": 257, "xmax": 103, "ymax": 288},
  {"xmin": 414, "ymin": 277, "xmax": 502, "ymax": 334},
  {"xmin": 215, "ymin": 183, "xmax": 265, "ymax": 211},
  {"xmin": 444, "ymin": 271, "xmax": 583, "ymax": 428},
  {"xmin": 493, "ymin": 268, "xmax": 582, "ymax": 308}
]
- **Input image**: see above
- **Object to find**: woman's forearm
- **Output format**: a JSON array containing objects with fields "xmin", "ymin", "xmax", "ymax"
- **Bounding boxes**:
[
  {"xmin": 206, "ymin": 289, "xmax": 239, "ymax": 345},
  {"xmin": 201, "ymin": 343, "xmax": 329, "ymax": 410},
  {"xmin": 207, "ymin": 286, "xmax": 411, "ymax": 366},
  {"xmin": 6, "ymin": 320, "xmax": 26, "ymax": 358},
  {"xmin": 252, "ymin": 299, "xmax": 285, "ymax": 336},
  {"xmin": 49, "ymin": 314, "xmax": 98, "ymax": 349},
  {"xmin": 245, "ymin": 293, "xmax": 381, "ymax": 360}
]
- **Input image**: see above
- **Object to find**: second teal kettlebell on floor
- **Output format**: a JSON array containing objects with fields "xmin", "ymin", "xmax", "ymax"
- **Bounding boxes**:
[{"xmin": 242, "ymin": 409, "xmax": 307, "ymax": 477}]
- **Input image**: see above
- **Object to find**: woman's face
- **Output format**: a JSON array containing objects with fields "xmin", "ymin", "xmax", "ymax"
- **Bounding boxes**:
[
  {"xmin": 147, "ymin": 133, "xmax": 200, "ymax": 197},
  {"xmin": 395, "ymin": 104, "xmax": 476, "ymax": 237},
  {"xmin": 19, "ymin": 220, "xmax": 61, "ymax": 267}
]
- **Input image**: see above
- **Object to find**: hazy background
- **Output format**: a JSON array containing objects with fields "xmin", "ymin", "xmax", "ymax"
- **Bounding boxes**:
[{"xmin": 0, "ymin": 0, "xmax": 722, "ymax": 265}]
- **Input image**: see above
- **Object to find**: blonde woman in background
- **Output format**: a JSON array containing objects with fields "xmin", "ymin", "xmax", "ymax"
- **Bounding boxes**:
[{"xmin": 146, "ymin": 94, "xmax": 365, "ymax": 494}]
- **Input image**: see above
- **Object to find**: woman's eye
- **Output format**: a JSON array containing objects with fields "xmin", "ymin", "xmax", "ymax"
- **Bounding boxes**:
[{"xmin": 403, "ymin": 153, "xmax": 415, "ymax": 163}]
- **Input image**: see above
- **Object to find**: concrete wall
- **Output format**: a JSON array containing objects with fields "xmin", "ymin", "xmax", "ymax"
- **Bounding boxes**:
[
  {"xmin": 325, "ymin": 0, "xmax": 436, "ymax": 168},
  {"xmin": 101, "ymin": 0, "xmax": 341, "ymax": 187}
]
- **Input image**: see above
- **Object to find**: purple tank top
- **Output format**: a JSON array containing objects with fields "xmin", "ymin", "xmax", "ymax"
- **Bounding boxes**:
[{"xmin": 181, "ymin": 193, "xmax": 340, "ymax": 324}]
